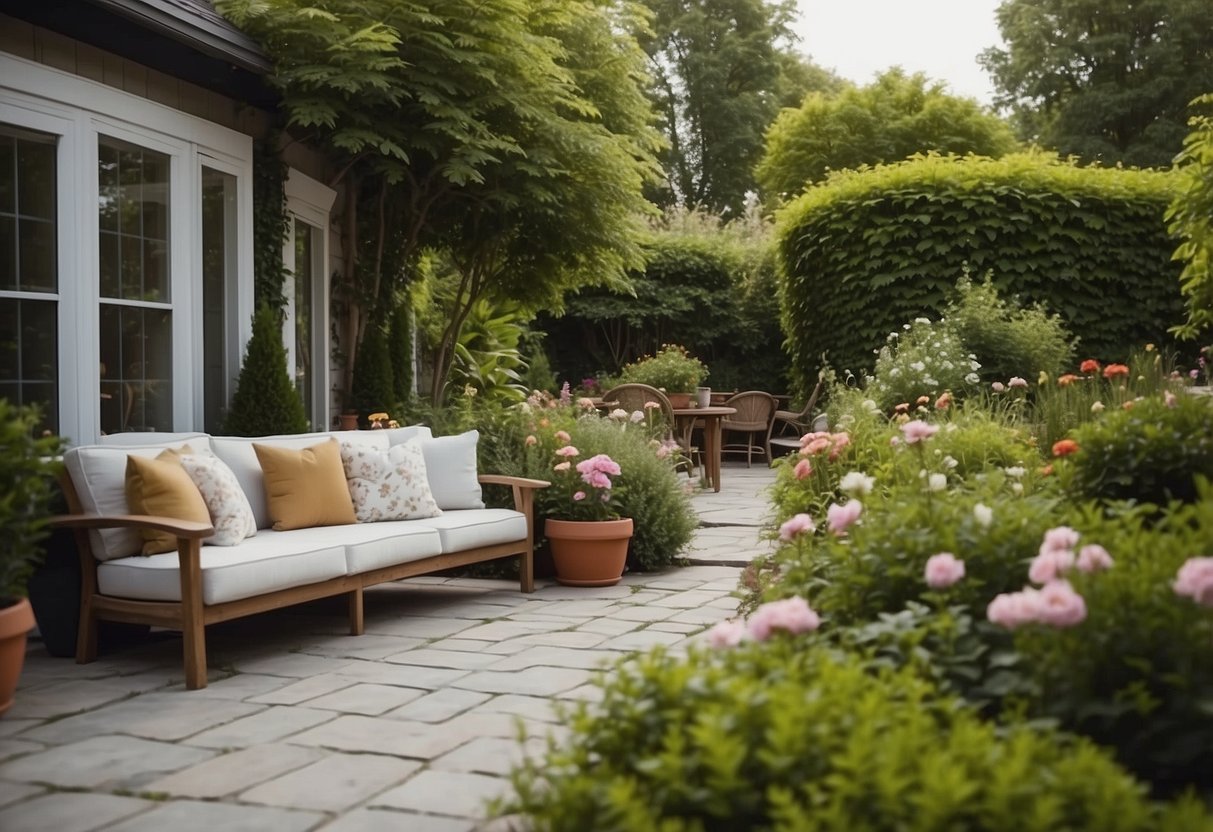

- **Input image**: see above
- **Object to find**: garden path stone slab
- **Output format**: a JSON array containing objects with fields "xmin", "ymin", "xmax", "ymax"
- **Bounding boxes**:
[
  {"xmin": 318, "ymin": 807, "xmax": 475, "ymax": 831},
  {"xmin": 336, "ymin": 661, "xmax": 471, "ymax": 690},
  {"xmin": 0, "ymin": 780, "xmax": 42, "ymax": 808},
  {"xmin": 298, "ymin": 634, "xmax": 427, "ymax": 660},
  {"xmin": 486, "ymin": 645, "xmax": 619, "ymax": 672},
  {"xmin": 0, "ymin": 735, "xmax": 214, "ymax": 788},
  {"xmin": 228, "ymin": 653, "xmax": 356, "ymax": 679},
  {"xmin": 168, "ymin": 672, "xmax": 297, "ymax": 701},
  {"xmin": 302, "ymin": 682, "xmax": 427, "ymax": 715},
  {"xmin": 246, "ymin": 673, "xmax": 357, "ymax": 705},
  {"xmin": 144, "ymin": 743, "xmax": 325, "ymax": 798},
  {"xmin": 183, "ymin": 705, "xmax": 336, "ymax": 748},
  {"xmin": 601, "ymin": 629, "xmax": 689, "ymax": 651},
  {"xmin": 0, "ymin": 792, "xmax": 152, "ymax": 832},
  {"xmin": 103, "ymin": 799, "xmax": 322, "ymax": 832},
  {"xmin": 4, "ymin": 678, "xmax": 141, "ymax": 719},
  {"xmin": 239, "ymin": 751, "xmax": 420, "ymax": 812},
  {"xmin": 383, "ymin": 688, "xmax": 492, "ymax": 723},
  {"xmin": 0, "ymin": 738, "xmax": 43, "ymax": 762},
  {"xmin": 364, "ymin": 615, "xmax": 478, "ymax": 639},
  {"xmin": 382, "ymin": 647, "xmax": 503, "ymax": 670},
  {"xmin": 431, "ymin": 735, "xmax": 546, "ymax": 776},
  {"xmin": 22, "ymin": 694, "xmax": 263, "ymax": 744},
  {"xmin": 372, "ymin": 770, "xmax": 509, "ymax": 818},
  {"xmin": 452, "ymin": 666, "xmax": 592, "ymax": 697}
]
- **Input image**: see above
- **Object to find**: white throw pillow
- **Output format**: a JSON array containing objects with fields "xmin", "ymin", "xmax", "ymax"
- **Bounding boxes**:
[
  {"xmin": 418, "ymin": 430, "xmax": 484, "ymax": 510},
  {"xmin": 179, "ymin": 454, "xmax": 258, "ymax": 546},
  {"xmin": 340, "ymin": 438, "xmax": 443, "ymax": 522}
]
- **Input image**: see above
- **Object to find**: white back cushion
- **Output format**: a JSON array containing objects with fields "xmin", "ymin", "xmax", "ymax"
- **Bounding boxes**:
[
  {"xmin": 64, "ymin": 443, "xmax": 203, "ymax": 561},
  {"xmin": 419, "ymin": 430, "xmax": 484, "ymax": 510},
  {"xmin": 97, "ymin": 432, "xmax": 209, "ymax": 447},
  {"xmin": 383, "ymin": 425, "xmax": 433, "ymax": 446},
  {"xmin": 211, "ymin": 431, "xmax": 390, "ymax": 529}
]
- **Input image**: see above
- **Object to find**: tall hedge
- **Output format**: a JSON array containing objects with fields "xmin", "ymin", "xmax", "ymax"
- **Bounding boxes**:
[{"xmin": 776, "ymin": 152, "xmax": 1185, "ymax": 392}]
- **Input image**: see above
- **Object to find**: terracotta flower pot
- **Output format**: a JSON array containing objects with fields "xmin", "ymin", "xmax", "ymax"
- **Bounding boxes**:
[
  {"xmin": 545, "ymin": 518, "xmax": 634, "ymax": 587},
  {"xmin": 0, "ymin": 598, "xmax": 35, "ymax": 717},
  {"xmin": 666, "ymin": 393, "xmax": 693, "ymax": 409},
  {"xmin": 338, "ymin": 413, "xmax": 360, "ymax": 431}
]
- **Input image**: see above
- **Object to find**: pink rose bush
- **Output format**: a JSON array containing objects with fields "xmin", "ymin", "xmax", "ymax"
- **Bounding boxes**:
[
  {"xmin": 779, "ymin": 513, "xmax": 815, "ymax": 542},
  {"xmin": 988, "ymin": 527, "xmax": 1112, "ymax": 629},
  {"xmin": 899, "ymin": 420, "xmax": 939, "ymax": 444},
  {"xmin": 924, "ymin": 552, "xmax": 965, "ymax": 589},
  {"xmin": 549, "ymin": 447, "xmax": 624, "ymax": 521},
  {"xmin": 1174, "ymin": 557, "xmax": 1213, "ymax": 607},
  {"xmin": 799, "ymin": 431, "xmax": 851, "ymax": 462},
  {"xmin": 826, "ymin": 500, "xmax": 862, "ymax": 535},
  {"xmin": 707, "ymin": 597, "xmax": 820, "ymax": 648}
]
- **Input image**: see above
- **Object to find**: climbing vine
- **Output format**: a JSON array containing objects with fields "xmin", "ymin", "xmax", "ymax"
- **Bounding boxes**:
[{"xmin": 252, "ymin": 138, "xmax": 290, "ymax": 309}]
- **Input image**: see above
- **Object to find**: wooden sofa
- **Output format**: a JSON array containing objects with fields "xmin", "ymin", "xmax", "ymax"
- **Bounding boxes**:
[{"xmin": 54, "ymin": 427, "xmax": 547, "ymax": 690}]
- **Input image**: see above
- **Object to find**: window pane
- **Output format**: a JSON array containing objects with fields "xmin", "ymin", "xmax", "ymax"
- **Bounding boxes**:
[
  {"xmin": 19, "ymin": 218, "xmax": 55, "ymax": 292},
  {"xmin": 17, "ymin": 138, "xmax": 55, "ymax": 220},
  {"xmin": 294, "ymin": 218, "xmax": 315, "ymax": 423},
  {"xmin": 100, "ymin": 304, "xmax": 172, "ymax": 434},
  {"xmin": 0, "ymin": 134, "xmax": 13, "ymax": 215},
  {"xmin": 0, "ymin": 217, "xmax": 13, "ymax": 291},
  {"xmin": 0, "ymin": 297, "xmax": 58, "ymax": 433},
  {"xmin": 201, "ymin": 167, "xmax": 235, "ymax": 433},
  {"xmin": 2, "ymin": 125, "xmax": 57, "ymax": 293},
  {"xmin": 99, "ymin": 137, "xmax": 170, "ymax": 301}
]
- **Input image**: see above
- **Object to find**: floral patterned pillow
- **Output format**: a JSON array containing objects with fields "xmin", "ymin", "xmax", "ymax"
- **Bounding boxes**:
[
  {"xmin": 179, "ymin": 453, "xmax": 258, "ymax": 545},
  {"xmin": 339, "ymin": 438, "xmax": 443, "ymax": 523}
]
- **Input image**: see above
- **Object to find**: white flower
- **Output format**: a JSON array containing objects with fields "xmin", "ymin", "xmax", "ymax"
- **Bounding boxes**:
[
  {"xmin": 928, "ymin": 473, "xmax": 948, "ymax": 492},
  {"xmin": 970, "ymin": 360, "xmax": 981, "ymax": 371},
  {"xmin": 1011, "ymin": 482, "xmax": 1024, "ymax": 495},
  {"xmin": 862, "ymin": 399, "xmax": 879, "ymax": 412},
  {"xmin": 910, "ymin": 361, "xmax": 926, "ymax": 372},
  {"xmin": 839, "ymin": 471, "xmax": 875, "ymax": 497},
  {"xmin": 973, "ymin": 503, "xmax": 993, "ymax": 528},
  {"xmin": 1091, "ymin": 401, "xmax": 1105, "ymax": 413},
  {"xmin": 924, "ymin": 377, "xmax": 938, "ymax": 387},
  {"xmin": 903, "ymin": 323, "xmax": 911, "ymax": 330},
  {"xmin": 629, "ymin": 410, "xmax": 645, "ymax": 423},
  {"xmin": 889, "ymin": 367, "xmax": 901, "ymax": 377},
  {"xmin": 1004, "ymin": 466, "xmax": 1025, "ymax": 478},
  {"xmin": 942, "ymin": 455, "xmax": 958, "ymax": 470},
  {"xmin": 609, "ymin": 408, "xmax": 629, "ymax": 421},
  {"xmin": 915, "ymin": 317, "xmax": 931, "ymax": 325},
  {"xmin": 964, "ymin": 373, "xmax": 980, "ymax": 384}
]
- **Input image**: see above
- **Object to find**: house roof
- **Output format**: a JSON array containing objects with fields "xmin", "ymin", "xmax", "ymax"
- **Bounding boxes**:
[{"xmin": 2, "ymin": 0, "xmax": 277, "ymax": 106}]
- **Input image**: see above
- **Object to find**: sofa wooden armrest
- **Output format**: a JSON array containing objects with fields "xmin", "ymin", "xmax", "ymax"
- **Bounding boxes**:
[{"xmin": 51, "ymin": 513, "xmax": 213, "ymax": 538}]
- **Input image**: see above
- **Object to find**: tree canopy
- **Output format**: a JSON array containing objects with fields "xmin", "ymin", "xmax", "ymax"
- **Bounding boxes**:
[
  {"xmin": 756, "ymin": 68, "xmax": 1018, "ymax": 205},
  {"xmin": 638, "ymin": 0, "xmax": 827, "ymax": 218},
  {"xmin": 980, "ymin": 0, "xmax": 1213, "ymax": 167}
]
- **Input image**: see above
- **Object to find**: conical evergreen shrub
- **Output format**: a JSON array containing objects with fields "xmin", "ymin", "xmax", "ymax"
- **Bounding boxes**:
[
  {"xmin": 349, "ymin": 322, "xmax": 396, "ymax": 422},
  {"xmin": 388, "ymin": 303, "xmax": 413, "ymax": 404},
  {"xmin": 223, "ymin": 305, "xmax": 310, "ymax": 436}
]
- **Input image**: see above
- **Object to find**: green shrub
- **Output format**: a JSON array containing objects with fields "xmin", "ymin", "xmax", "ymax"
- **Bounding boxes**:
[
  {"xmin": 777, "ymin": 152, "xmax": 1184, "ymax": 397},
  {"xmin": 1168, "ymin": 94, "xmax": 1213, "ymax": 339},
  {"xmin": 0, "ymin": 401, "xmax": 64, "ymax": 601},
  {"xmin": 387, "ymin": 301, "xmax": 413, "ymax": 404},
  {"xmin": 498, "ymin": 643, "xmax": 1209, "ymax": 831},
  {"xmin": 223, "ymin": 305, "xmax": 310, "ymax": 436},
  {"xmin": 618, "ymin": 344, "xmax": 708, "ymax": 395},
  {"xmin": 1062, "ymin": 391, "xmax": 1213, "ymax": 505},
  {"xmin": 349, "ymin": 322, "xmax": 396, "ymax": 422},
  {"xmin": 945, "ymin": 274, "xmax": 1074, "ymax": 385},
  {"xmin": 863, "ymin": 315, "xmax": 980, "ymax": 411}
]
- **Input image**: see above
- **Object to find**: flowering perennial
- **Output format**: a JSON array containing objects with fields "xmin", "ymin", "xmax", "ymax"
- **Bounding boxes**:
[{"xmin": 706, "ymin": 596, "xmax": 820, "ymax": 648}]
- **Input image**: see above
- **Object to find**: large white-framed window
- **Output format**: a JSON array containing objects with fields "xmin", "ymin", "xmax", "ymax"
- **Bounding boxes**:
[
  {"xmin": 1, "ymin": 53, "xmax": 254, "ymax": 444},
  {"xmin": 283, "ymin": 169, "xmax": 335, "ymax": 431}
]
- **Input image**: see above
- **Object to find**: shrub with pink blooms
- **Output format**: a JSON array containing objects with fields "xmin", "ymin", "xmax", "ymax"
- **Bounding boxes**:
[{"xmin": 497, "ymin": 644, "xmax": 1213, "ymax": 830}]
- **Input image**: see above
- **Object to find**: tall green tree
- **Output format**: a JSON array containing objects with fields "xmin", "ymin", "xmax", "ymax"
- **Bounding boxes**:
[
  {"xmin": 980, "ymin": 0, "xmax": 1213, "ymax": 167},
  {"xmin": 639, "ymin": 0, "xmax": 813, "ymax": 217},
  {"xmin": 1168, "ymin": 95, "xmax": 1213, "ymax": 338},
  {"xmin": 756, "ymin": 68, "xmax": 1018, "ymax": 205}
]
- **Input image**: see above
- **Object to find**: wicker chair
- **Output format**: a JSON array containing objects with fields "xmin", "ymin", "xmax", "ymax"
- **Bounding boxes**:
[
  {"xmin": 772, "ymin": 379, "xmax": 825, "ymax": 439},
  {"xmin": 720, "ymin": 391, "xmax": 778, "ymax": 467},
  {"xmin": 600, "ymin": 383, "xmax": 698, "ymax": 476}
]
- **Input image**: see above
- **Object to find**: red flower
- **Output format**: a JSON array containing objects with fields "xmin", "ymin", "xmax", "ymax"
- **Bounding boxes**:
[
  {"xmin": 1052, "ymin": 439, "xmax": 1080, "ymax": 457},
  {"xmin": 1057, "ymin": 374, "xmax": 1079, "ymax": 387},
  {"xmin": 1103, "ymin": 363, "xmax": 1130, "ymax": 379},
  {"xmin": 1080, "ymin": 359, "xmax": 1101, "ymax": 374}
]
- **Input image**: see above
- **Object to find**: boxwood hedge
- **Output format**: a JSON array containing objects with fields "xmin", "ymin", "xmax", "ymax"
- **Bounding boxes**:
[{"xmin": 776, "ymin": 152, "xmax": 1185, "ymax": 394}]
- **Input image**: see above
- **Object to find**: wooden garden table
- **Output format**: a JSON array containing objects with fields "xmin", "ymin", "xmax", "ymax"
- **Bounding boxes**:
[{"xmin": 672, "ymin": 406, "xmax": 735, "ymax": 493}]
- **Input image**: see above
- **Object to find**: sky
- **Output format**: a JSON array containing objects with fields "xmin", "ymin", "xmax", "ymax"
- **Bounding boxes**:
[{"xmin": 792, "ymin": 0, "xmax": 1005, "ymax": 105}]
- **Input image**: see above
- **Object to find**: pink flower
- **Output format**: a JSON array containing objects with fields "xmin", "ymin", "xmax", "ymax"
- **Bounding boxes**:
[
  {"xmin": 778, "ymin": 513, "xmax": 815, "ymax": 542},
  {"xmin": 575, "ymin": 454, "xmax": 622, "ymax": 477},
  {"xmin": 987, "ymin": 588, "xmax": 1043, "ymax": 629},
  {"xmin": 826, "ymin": 500, "xmax": 862, "ymax": 535},
  {"xmin": 644, "ymin": 400, "xmax": 661, "ymax": 410},
  {"xmin": 793, "ymin": 459, "xmax": 813, "ymax": 480},
  {"xmin": 827, "ymin": 432, "xmax": 851, "ymax": 461},
  {"xmin": 1174, "ymin": 557, "xmax": 1213, "ymax": 606},
  {"xmin": 804, "ymin": 436, "xmax": 831, "ymax": 455},
  {"xmin": 747, "ymin": 597, "xmax": 820, "ymax": 641},
  {"xmin": 1165, "ymin": 391, "xmax": 1178, "ymax": 408},
  {"xmin": 525, "ymin": 435, "xmax": 537, "ymax": 446},
  {"xmin": 1036, "ymin": 580, "xmax": 1087, "ymax": 627},
  {"xmin": 705, "ymin": 619, "xmax": 747, "ymax": 648},
  {"xmin": 584, "ymin": 471, "xmax": 612, "ymax": 489},
  {"xmin": 572, "ymin": 491, "xmax": 586, "ymax": 501},
  {"xmin": 1008, "ymin": 377, "xmax": 1028, "ymax": 388},
  {"xmin": 1029, "ymin": 548, "xmax": 1075, "ymax": 585},
  {"xmin": 576, "ymin": 397, "xmax": 596, "ymax": 410},
  {"xmin": 554, "ymin": 430, "xmax": 571, "ymax": 443},
  {"xmin": 924, "ymin": 553, "xmax": 966, "ymax": 588},
  {"xmin": 1041, "ymin": 526, "xmax": 1081, "ymax": 552},
  {"xmin": 553, "ymin": 461, "xmax": 571, "ymax": 472},
  {"xmin": 899, "ymin": 420, "xmax": 939, "ymax": 444},
  {"xmin": 555, "ymin": 445, "xmax": 579, "ymax": 457},
  {"xmin": 655, "ymin": 445, "xmax": 670, "ymax": 459},
  {"xmin": 991, "ymin": 381, "xmax": 1006, "ymax": 393},
  {"xmin": 1076, "ymin": 544, "xmax": 1114, "ymax": 573}
]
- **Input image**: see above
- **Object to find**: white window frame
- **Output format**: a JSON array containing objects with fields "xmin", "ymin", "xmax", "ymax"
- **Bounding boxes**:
[
  {"xmin": 283, "ymin": 168, "xmax": 335, "ymax": 431},
  {"xmin": 0, "ymin": 53, "xmax": 254, "ymax": 444}
]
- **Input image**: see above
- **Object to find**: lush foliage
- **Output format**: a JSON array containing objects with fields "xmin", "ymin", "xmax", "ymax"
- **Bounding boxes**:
[
  {"xmin": 1061, "ymin": 392, "xmax": 1213, "ymax": 506},
  {"xmin": 980, "ymin": 0, "xmax": 1213, "ymax": 168},
  {"xmin": 0, "ymin": 401, "xmax": 64, "ymax": 602},
  {"xmin": 1168, "ymin": 94, "xmax": 1213, "ymax": 339},
  {"xmin": 348, "ymin": 320, "xmax": 396, "ymax": 425},
  {"xmin": 756, "ymin": 68, "xmax": 1018, "ymax": 205},
  {"xmin": 639, "ymin": 0, "xmax": 812, "ymax": 217},
  {"xmin": 863, "ymin": 316, "xmax": 982, "ymax": 412},
  {"xmin": 776, "ymin": 152, "xmax": 1184, "ymax": 395},
  {"xmin": 223, "ymin": 306, "xmax": 310, "ymax": 436},
  {"xmin": 251, "ymin": 139, "xmax": 290, "ymax": 310},
  {"xmin": 498, "ymin": 643, "xmax": 1209, "ymax": 831},
  {"xmin": 945, "ymin": 275, "xmax": 1074, "ymax": 386},
  {"xmin": 619, "ymin": 344, "xmax": 709, "ymax": 394}
]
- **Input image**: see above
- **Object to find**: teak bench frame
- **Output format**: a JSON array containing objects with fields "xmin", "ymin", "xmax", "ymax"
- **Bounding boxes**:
[{"xmin": 53, "ymin": 473, "xmax": 548, "ymax": 690}]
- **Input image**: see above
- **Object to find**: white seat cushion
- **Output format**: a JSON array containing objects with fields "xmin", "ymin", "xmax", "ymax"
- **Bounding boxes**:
[
  {"xmin": 340, "ymin": 522, "xmax": 444, "ymax": 574},
  {"xmin": 97, "ymin": 528, "xmax": 350, "ymax": 605},
  {"xmin": 211, "ymin": 432, "xmax": 390, "ymax": 529},
  {"xmin": 416, "ymin": 509, "xmax": 528, "ymax": 553}
]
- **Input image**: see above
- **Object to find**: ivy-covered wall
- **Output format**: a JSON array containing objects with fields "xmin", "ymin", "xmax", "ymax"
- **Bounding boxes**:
[{"xmin": 776, "ymin": 153, "xmax": 1185, "ymax": 392}]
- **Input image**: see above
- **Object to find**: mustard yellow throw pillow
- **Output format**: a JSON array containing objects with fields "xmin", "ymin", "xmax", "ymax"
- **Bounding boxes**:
[
  {"xmin": 253, "ymin": 438, "xmax": 357, "ymax": 531},
  {"xmin": 125, "ymin": 448, "xmax": 211, "ymax": 555}
]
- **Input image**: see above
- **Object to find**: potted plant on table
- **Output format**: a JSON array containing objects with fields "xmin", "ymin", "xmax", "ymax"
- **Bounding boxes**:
[
  {"xmin": 0, "ymin": 401, "xmax": 65, "ymax": 716},
  {"xmin": 544, "ymin": 443, "xmax": 633, "ymax": 587},
  {"xmin": 619, "ymin": 344, "xmax": 708, "ymax": 409}
]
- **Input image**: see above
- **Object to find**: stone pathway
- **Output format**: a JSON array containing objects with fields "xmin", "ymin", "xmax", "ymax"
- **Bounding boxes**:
[{"xmin": 0, "ymin": 462, "xmax": 777, "ymax": 831}]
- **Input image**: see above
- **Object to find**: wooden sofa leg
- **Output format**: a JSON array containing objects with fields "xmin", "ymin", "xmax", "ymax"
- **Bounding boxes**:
[
  {"xmin": 349, "ymin": 587, "xmax": 364, "ymax": 635},
  {"xmin": 75, "ymin": 594, "xmax": 98, "ymax": 665},
  {"xmin": 178, "ymin": 538, "xmax": 208, "ymax": 690},
  {"xmin": 182, "ymin": 620, "xmax": 208, "ymax": 690},
  {"xmin": 520, "ymin": 550, "xmax": 535, "ymax": 594}
]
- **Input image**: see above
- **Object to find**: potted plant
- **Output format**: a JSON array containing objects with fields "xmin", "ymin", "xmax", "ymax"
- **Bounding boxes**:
[
  {"xmin": 544, "ymin": 443, "xmax": 633, "ymax": 586},
  {"xmin": 0, "ymin": 401, "xmax": 65, "ymax": 716},
  {"xmin": 619, "ymin": 344, "xmax": 708, "ymax": 408}
]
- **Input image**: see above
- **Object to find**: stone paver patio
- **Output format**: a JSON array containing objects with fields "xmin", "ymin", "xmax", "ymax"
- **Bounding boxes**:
[{"xmin": 0, "ymin": 461, "xmax": 777, "ymax": 831}]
